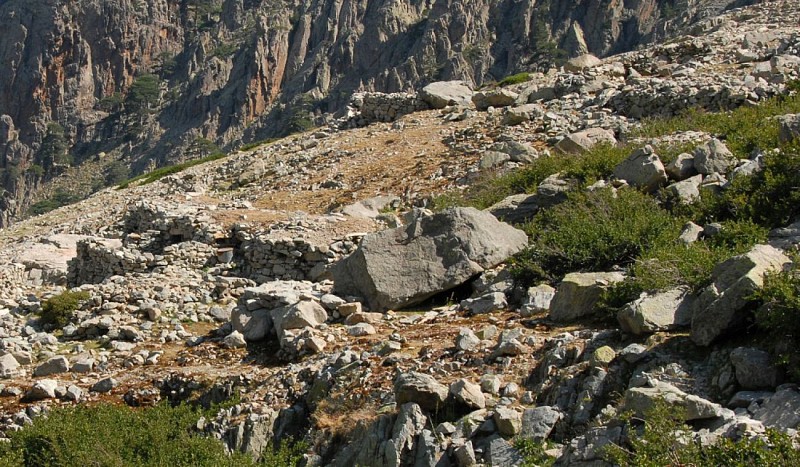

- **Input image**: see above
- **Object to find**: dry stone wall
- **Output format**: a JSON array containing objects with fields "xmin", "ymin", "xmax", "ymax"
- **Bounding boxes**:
[{"xmin": 338, "ymin": 92, "xmax": 430, "ymax": 128}]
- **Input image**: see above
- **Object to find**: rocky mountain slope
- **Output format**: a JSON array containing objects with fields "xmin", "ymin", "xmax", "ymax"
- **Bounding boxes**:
[
  {"xmin": 1, "ymin": 0, "xmax": 800, "ymax": 465},
  {"xmin": 0, "ymin": 0, "xmax": 755, "ymax": 226}
]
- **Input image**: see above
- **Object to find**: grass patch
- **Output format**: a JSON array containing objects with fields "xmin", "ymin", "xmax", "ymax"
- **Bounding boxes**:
[
  {"xmin": 498, "ymin": 72, "xmax": 532, "ymax": 87},
  {"xmin": 28, "ymin": 190, "xmax": 81, "ymax": 216},
  {"xmin": 118, "ymin": 152, "xmax": 227, "ymax": 189},
  {"xmin": 635, "ymin": 93, "xmax": 800, "ymax": 156},
  {"xmin": 238, "ymin": 139, "xmax": 277, "ymax": 152}
]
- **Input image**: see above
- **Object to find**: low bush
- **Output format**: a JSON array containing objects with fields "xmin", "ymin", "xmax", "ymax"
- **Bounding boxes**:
[
  {"xmin": 603, "ymin": 399, "xmax": 800, "ymax": 466},
  {"xmin": 0, "ymin": 403, "xmax": 261, "ymax": 467},
  {"xmin": 512, "ymin": 188, "xmax": 680, "ymax": 284},
  {"xmin": 0, "ymin": 402, "xmax": 308, "ymax": 467},
  {"xmin": 39, "ymin": 290, "xmax": 91, "ymax": 328},
  {"xmin": 636, "ymin": 93, "xmax": 800, "ymax": 156}
]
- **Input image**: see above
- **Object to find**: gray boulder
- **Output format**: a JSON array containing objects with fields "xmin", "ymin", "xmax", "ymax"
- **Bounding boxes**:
[
  {"xmin": 503, "ymin": 104, "xmax": 543, "ymax": 125},
  {"xmin": 472, "ymin": 89, "xmax": 519, "ymax": 111},
  {"xmin": 33, "ymin": 356, "xmax": 70, "ymax": 376},
  {"xmin": 223, "ymin": 330, "xmax": 248, "ymax": 349},
  {"xmin": 666, "ymin": 174, "xmax": 703, "ymax": 204},
  {"xmin": 486, "ymin": 194, "xmax": 540, "ymax": 224},
  {"xmin": 420, "ymin": 81, "xmax": 474, "ymax": 109},
  {"xmin": 455, "ymin": 328, "xmax": 481, "ymax": 351},
  {"xmin": 555, "ymin": 127, "xmax": 617, "ymax": 154},
  {"xmin": 91, "ymin": 377, "xmax": 118, "ymax": 393},
  {"xmin": 666, "ymin": 152, "xmax": 698, "ymax": 180},
  {"xmin": 753, "ymin": 387, "xmax": 800, "ymax": 430},
  {"xmin": 484, "ymin": 435, "xmax": 523, "ymax": 466},
  {"xmin": 450, "ymin": 379, "xmax": 486, "ymax": 409},
  {"xmin": 691, "ymin": 244, "xmax": 790, "ymax": 346},
  {"xmin": 395, "ymin": 372, "xmax": 448, "ymax": 412},
  {"xmin": 494, "ymin": 407, "xmax": 523, "ymax": 437},
  {"xmin": 549, "ymin": 272, "xmax": 626, "ymax": 322},
  {"xmin": 778, "ymin": 114, "xmax": 800, "ymax": 143},
  {"xmin": 730, "ymin": 347, "xmax": 782, "ymax": 390},
  {"xmin": 26, "ymin": 379, "xmax": 58, "ymax": 401},
  {"xmin": 617, "ymin": 288, "xmax": 694, "ymax": 335},
  {"xmin": 341, "ymin": 195, "xmax": 400, "ymax": 219},
  {"xmin": 624, "ymin": 382, "xmax": 726, "ymax": 421},
  {"xmin": 693, "ymin": 138, "xmax": 737, "ymax": 175},
  {"xmin": 490, "ymin": 141, "xmax": 539, "ymax": 164},
  {"xmin": 521, "ymin": 406, "xmax": 562, "ymax": 441},
  {"xmin": 0, "ymin": 353, "xmax": 20, "ymax": 378},
  {"xmin": 520, "ymin": 284, "xmax": 556, "ymax": 317},
  {"xmin": 612, "ymin": 145, "xmax": 667, "ymax": 193},
  {"xmin": 478, "ymin": 150, "xmax": 511, "ymax": 169},
  {"xmin": 460, "ymin": 292, "xmax": 507, "ymax": 314},
  {"xmin": 332, "ymin": 208, "xmax": 528, "ymax": 311}
]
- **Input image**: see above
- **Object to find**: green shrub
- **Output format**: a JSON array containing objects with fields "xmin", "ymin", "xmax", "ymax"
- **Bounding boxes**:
[
  {"xmin": 260, "ymin": 438, "xmax": 308, "ymax": 467},
  {"xmin": 515, "ymin": 438, "xmax": 555, "ymax": 467},
  {"xmin": 700, "ymin": 144, "xmax": 800, "ymax": 229},
  {"xmin": 603, "ymin": 399, "xmax": 800, "ymax": 467},
  {"xmin": 239, "ymin": 139, "xmax": 276, "ymax": 152},
  {"xmin": 452, "ymin": 144, "xmax": 632, "ymax": 210},
  {"xmin": 0, "ymin": 403, "xmax": 259, "ymax": 467},
  {"xmin": 28, "ymin": 190, "xmax": 81, "ymax": 216},
  {"xmin": 755, "ymin": 264, "xmax": 800, "ymax": 341},
  {"xmin": 636, "ymin": 93, "xmax": 800, "ymax": 156},
  {"xmin": 512, "ymin": 188, "xmax": 680, "ymax": 284},
  {"xmin": 40, "ymin": 290, "xmax": 91, "ymax": 328},
  {"xmin": 498, "ymin": 73, "xmax": 532, "ymax": 87}
]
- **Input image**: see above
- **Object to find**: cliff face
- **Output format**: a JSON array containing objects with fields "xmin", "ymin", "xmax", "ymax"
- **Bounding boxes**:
[{"xmin": 0, "ymin": 0, "xmax": 750, "ymax": 226}]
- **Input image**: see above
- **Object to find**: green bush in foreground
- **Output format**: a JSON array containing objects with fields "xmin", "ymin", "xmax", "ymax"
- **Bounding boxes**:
[
  {"xmin": 0, "ymin": 403, "xmax": 306, "ymax": 467},
  {"xmin": 39, "ymin": 290, "xmax": 91, "ymax": 328},
  {"xmin": 603, "ymin": 399, "xmax": 800, "ymax": 467}
]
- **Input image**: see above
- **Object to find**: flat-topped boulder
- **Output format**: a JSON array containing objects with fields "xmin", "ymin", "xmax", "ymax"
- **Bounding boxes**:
[{"xmin": 419, "ymin": 81, "xmax": 474, "ymax": 108}]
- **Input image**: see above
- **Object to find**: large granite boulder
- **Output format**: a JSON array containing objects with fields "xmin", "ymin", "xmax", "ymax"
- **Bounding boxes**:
[
  {"xmin": 332, "ymin": 208, "xmax": 527, "ymax": 311},
  {"xmin": 691, "ymin": 244, "xmax": 790, "ymax": 346},
  {"xmin": 420, "ymin": 81, "xmax": 474, "ymax": 109}
]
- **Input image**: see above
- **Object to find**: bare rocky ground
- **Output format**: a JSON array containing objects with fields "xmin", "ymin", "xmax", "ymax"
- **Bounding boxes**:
[{"xmin": 1, "ymin": 1, "xmax": 800, "ymax": 465}]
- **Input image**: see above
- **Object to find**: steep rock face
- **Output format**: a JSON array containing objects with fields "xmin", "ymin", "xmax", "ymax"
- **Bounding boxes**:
[{"xmin": 0, "ymin": 0, "xmax": 751, "ymax": 226}]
